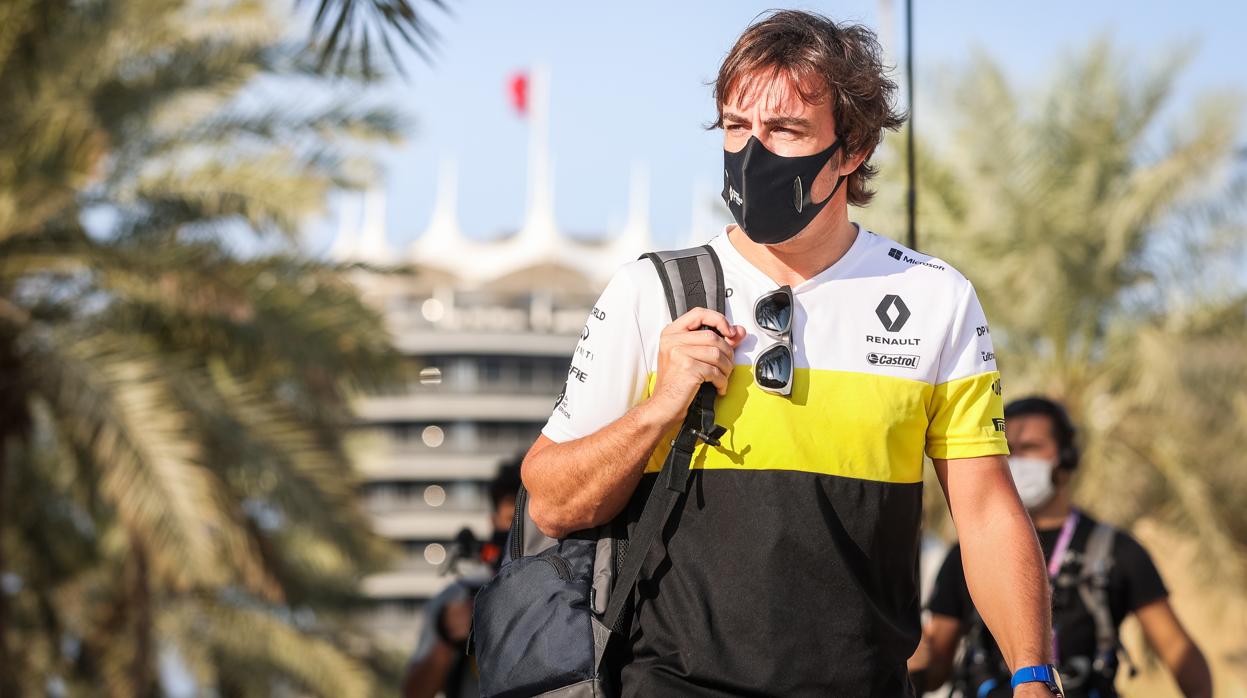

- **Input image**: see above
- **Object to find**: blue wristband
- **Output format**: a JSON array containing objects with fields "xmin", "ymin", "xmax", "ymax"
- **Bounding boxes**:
[{"xmin": 1010, "ymin": 664, "xmax": 1056, "ymax": 689}]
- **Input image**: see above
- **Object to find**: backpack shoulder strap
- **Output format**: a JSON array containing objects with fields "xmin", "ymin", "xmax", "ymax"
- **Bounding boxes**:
[
  {"xmin": 639, "ymin": 244, "xmax": 727, "ymax": 446},
  {"xmin": 1077, "ymin": 521, "xmax": 1119, "ymax": 661},
  {"xmin": 594, "ymin": 245, "xmax": 727, "ymax": 667},
  {"xmin": 1083, "ymin": 521, "xmax": 1116, "ymax": 578},
  {"xmin": 640, "ymin": 244, "xmax": 727, "ymax": 320}
]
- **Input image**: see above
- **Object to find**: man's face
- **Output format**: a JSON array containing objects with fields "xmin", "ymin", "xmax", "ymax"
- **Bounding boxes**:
[
  {"xmin": 1006, "ymin": 413, "xmax": 1068, "ymax": 491},
  {"xmin": 720, "ymin": 69, "xmax": 864, "ymax": 220},
  {"xmin": 492, "ymin": 494, "xmax": 516, "ymax": 534}
]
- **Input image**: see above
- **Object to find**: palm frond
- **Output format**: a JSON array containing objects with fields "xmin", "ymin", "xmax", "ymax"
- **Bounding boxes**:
[
  {"xmin": 0, "ymin": 0, "xmax": 37, "ymax": 78},
  {"xmin": 302, "ymin": 0, "xmax": 448, "ymax": 78},
  {"xmin": 164, "ymin": 597, "xmax": 378, "ymax": 698},
  {"xmin": 20, "ymin": 331, "xmax": 278, "ymax": 596}
]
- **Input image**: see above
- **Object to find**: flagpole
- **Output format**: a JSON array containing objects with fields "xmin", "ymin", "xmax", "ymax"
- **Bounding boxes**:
[{"xmin": 905, "ymin": 0, "xmax": 917, "ymax": 251}]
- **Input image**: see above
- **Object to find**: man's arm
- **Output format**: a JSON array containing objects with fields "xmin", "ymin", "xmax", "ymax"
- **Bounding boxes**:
[
  {"xmin": 401, "ymin": 597, "xmax": 472, "ymax": 698},
  {"xmin": 524, "ymin": 308, "xmax": 744, "ymax": 539},
  {"xmin": 907, "ymin": 614, "xmax": 963, "ymax": 692},
  {"xmin": 934, "ymin": 454, "xmax": 1052, "ymax": 696},
  {"xmin": 402, "ymin": 637, "xmax": 457, "ymax": 698},
  {"xmin": 522, "ymin": 406, "xmax": 673, "ymax": 540},
  {"xmin": 1135, "ymin": 599, "xmax": 1212, "ymax": 698}
]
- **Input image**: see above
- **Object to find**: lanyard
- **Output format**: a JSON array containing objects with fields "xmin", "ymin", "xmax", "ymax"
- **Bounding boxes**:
[
  {"xmin": 1047, "ymin": 509, "xmax": 1080, "ymax": 664},
  {"xmin": 1047, "ymin": 509, "xmax": 1080, "ymax": 579}
]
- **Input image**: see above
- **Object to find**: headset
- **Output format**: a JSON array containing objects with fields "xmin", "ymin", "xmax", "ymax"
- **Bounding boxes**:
[{"xmin": 1004, "ymin": 396, "xmax": 1080, "ymax": 471}]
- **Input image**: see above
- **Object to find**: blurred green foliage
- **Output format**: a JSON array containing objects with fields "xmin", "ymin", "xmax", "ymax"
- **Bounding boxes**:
[
  {"xmin": 862, "ymin": 40, "xmax": 1247, "ymax": 588},
  {"xmin": 0, "ymin": 0, "xmax": 410, "ymax": 695}
]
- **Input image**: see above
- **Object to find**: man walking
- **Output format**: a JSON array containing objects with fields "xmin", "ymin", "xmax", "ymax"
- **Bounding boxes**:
[
  {"xmin": 523, "ymin": 11, "xmax": 1057, "ymax": 696},
  {"xmin": 404, "ymin": 461, "xmax": 522, "ymax": 698},
  {"xmin": 911, "ymin": 397, "xmax": 1212, "ymax": 697}
]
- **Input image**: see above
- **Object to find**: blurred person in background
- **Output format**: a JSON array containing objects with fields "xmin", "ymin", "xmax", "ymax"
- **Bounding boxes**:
[
  {"xmin": 402, "ymin": 459, "xmax": 521, "ymax": 698},
  {"xmin": 908, "ymin": 396, "xmax": 1212, "ymax": 698}
]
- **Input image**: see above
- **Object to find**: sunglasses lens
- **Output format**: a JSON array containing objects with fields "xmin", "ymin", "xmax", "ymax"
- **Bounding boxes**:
[
  {"xmin": 754, "ymin": 344, "xmax": 792, "ymax": 391},
  {"xmin": 756, "ymin": 291, "xmax": 792, "ymax": 335}
]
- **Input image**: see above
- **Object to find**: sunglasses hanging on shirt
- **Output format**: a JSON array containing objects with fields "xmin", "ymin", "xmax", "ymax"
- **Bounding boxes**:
[{"xmin": 753, "ymin": 285, "xmax": 794, "ymax": 396}]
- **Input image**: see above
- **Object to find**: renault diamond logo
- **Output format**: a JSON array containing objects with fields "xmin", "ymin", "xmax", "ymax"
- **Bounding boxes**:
[{"xmin": 875, "ymin": 294, "xmax": 910, "ymax": 332}]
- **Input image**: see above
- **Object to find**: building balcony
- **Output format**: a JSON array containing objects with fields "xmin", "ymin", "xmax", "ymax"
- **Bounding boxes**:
[
  {"xmin": 354, "ymin": 450, "xmax": 524, "ymax": 482},
  {"xmin": 383, "ymin": 294, "xmax": 591, "ymax": 345},
  {"xmin": 362, "ymin": 568, "xmax": 462, "ymax": 599},
  {"xmin": 353, "ymin": 392, "xmax": 556, "ymax": 422},
  {"xmin": 403, "ymin": 377, "xmax": 566, "ymax": 397},
  {"xmin": 370, "ymin": 508, "xmax": 491, "ymax": 540},
  {"xmin": 362, "ymin": 484, "xmax": 489, "ymax": 516},
  {"xmin": 391, "ymin": 328, "xmax": 579, "ymax": 357}
]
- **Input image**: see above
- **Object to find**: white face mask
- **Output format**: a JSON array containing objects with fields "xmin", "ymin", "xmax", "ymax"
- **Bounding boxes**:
[{"xmin": 1008, "ymin": 456, "xmax": 1057, "ymax": 510}]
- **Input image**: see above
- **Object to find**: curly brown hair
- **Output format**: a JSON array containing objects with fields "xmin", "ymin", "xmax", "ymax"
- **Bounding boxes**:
[{"xmin": 712, "ymin": 10, "xmax": 906, "ymax": 207}]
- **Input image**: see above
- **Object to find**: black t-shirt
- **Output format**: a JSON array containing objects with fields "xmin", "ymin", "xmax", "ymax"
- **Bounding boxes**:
[
  {"xmin": 926, "ymin": 512, "xmax": 1168, "ymax": 695},
  {"xmin": 616, "ymin": 469, "xmax": 924, "ymax": 698}
]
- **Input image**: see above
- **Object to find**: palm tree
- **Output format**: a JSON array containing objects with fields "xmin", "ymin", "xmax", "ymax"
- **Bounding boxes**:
[
  {"xmin": 860, "ymin": 40, "xmax": 1247, "ymax": 582},
  {"xmin": 0, "ymin": 0, "xmax": 408, "ymax": 694},
  {"xmin": 304, "ymin": 0, "xmax": 449, "ymax": 76}
]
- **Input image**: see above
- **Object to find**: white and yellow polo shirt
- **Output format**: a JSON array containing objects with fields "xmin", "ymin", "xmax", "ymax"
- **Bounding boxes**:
[{"xmin": 543, "ymin": 225, "xmax": 1007, "ymax": 697}]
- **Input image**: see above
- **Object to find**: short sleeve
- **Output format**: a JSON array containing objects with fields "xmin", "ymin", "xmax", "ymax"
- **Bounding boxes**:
[
  {"xmin": 926, "ymin": 280, "xmax": 1009, "ymax": 460},
  {"xmin": 1113, "ymin": 531, "xmax": 1169, "ymax": 614},
  {"xmin": 541, "ymin": 266, "xmax": 650, "ymax": 443},
  {"xmin": 927, "ymin": 543, "xmax": 969, "ymax": 621}
]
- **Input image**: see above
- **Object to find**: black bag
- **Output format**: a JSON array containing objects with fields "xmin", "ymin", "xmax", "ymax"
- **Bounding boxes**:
[{"xmin": 471, "ymin": 245, "xmax": 728, "ymax": 698}]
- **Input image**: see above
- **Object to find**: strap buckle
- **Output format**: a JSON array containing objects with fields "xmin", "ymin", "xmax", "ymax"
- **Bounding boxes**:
[
  {"xmin": 666, "ymin": 423, "xmax": 725, "ymax": 493},
  {"xmin": 692, "ymin": 425, "xmax": 726, "ymax": 447},
  {"xmin": 668, "ymin": 424, "xmax": 725, "ymax": 453}
]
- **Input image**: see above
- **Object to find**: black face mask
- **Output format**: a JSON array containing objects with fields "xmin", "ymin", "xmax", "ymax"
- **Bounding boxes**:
[{"xmin": 721, "ymin": 135, "xmax": 846, "ymax": 245}]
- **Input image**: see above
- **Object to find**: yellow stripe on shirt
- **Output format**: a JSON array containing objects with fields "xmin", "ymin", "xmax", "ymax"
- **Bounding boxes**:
[
  {"xmin": 642, "ymin": 367, "xmax": 1007, "ymax": 483},
  {"xmin": 925, "ymin": 370, "xmax": 1009, "ymax": 461}
]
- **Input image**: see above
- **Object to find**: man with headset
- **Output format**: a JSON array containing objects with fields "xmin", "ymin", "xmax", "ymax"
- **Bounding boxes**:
[{"xmin": 909, "ymin": 396, "xmax": 1213, "ymax": 697}]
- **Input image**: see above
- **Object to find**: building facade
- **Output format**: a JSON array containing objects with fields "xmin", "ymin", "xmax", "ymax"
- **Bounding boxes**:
[{"xmin": 331, "ymin": 71, "xmax": 721, "ymax": 649}]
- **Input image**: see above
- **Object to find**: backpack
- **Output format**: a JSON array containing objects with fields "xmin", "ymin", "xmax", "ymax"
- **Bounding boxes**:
[
  {"xmin": 953, "ymin": 519, "xmax": 1129, "ymax": 697},
  {"xmin": 471, "ymin": 245, "xmax": 728, "ymax": 698},
  {"xmin": 1061, "ymin": 521, "xmax": 1137, "ymax": 693}
]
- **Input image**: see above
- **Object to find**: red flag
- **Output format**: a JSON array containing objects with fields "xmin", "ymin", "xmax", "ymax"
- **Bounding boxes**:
[{"xmin": 508, "ymin": 71, "xmax": 528, "ymax": 116}]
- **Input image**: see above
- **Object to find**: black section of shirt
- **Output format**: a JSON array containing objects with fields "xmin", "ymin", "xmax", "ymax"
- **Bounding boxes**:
[
  {"xmin": 926, "ymin": 511, "xmax": 1168, "ymax": 697},
  {"xmin": 616, "ymin": 469, "xmax": 923, "ymax": 698}
]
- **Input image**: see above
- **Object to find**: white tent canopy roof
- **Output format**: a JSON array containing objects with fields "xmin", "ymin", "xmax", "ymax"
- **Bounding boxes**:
[{"xmin": 329, "ymin": 69, "xmax": 722, "ymax": 288}]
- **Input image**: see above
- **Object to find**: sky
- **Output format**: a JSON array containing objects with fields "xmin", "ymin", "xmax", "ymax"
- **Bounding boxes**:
[{"xmin": 304, "ymin": 0, "xmax": 1247, "ymax": 255}]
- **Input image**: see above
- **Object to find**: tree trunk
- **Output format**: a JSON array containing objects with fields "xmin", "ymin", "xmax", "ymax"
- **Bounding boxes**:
[
  {"xmin": 0, "ymin": 433, "xmax": 12, "ymax": 697},
  {"xmin": 129, "ymin": 541, "xmax": 155, "ymax": 698},
  {"xmin": 0, "ymin": 328, "xmax": 23, "ymax": 697}
]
